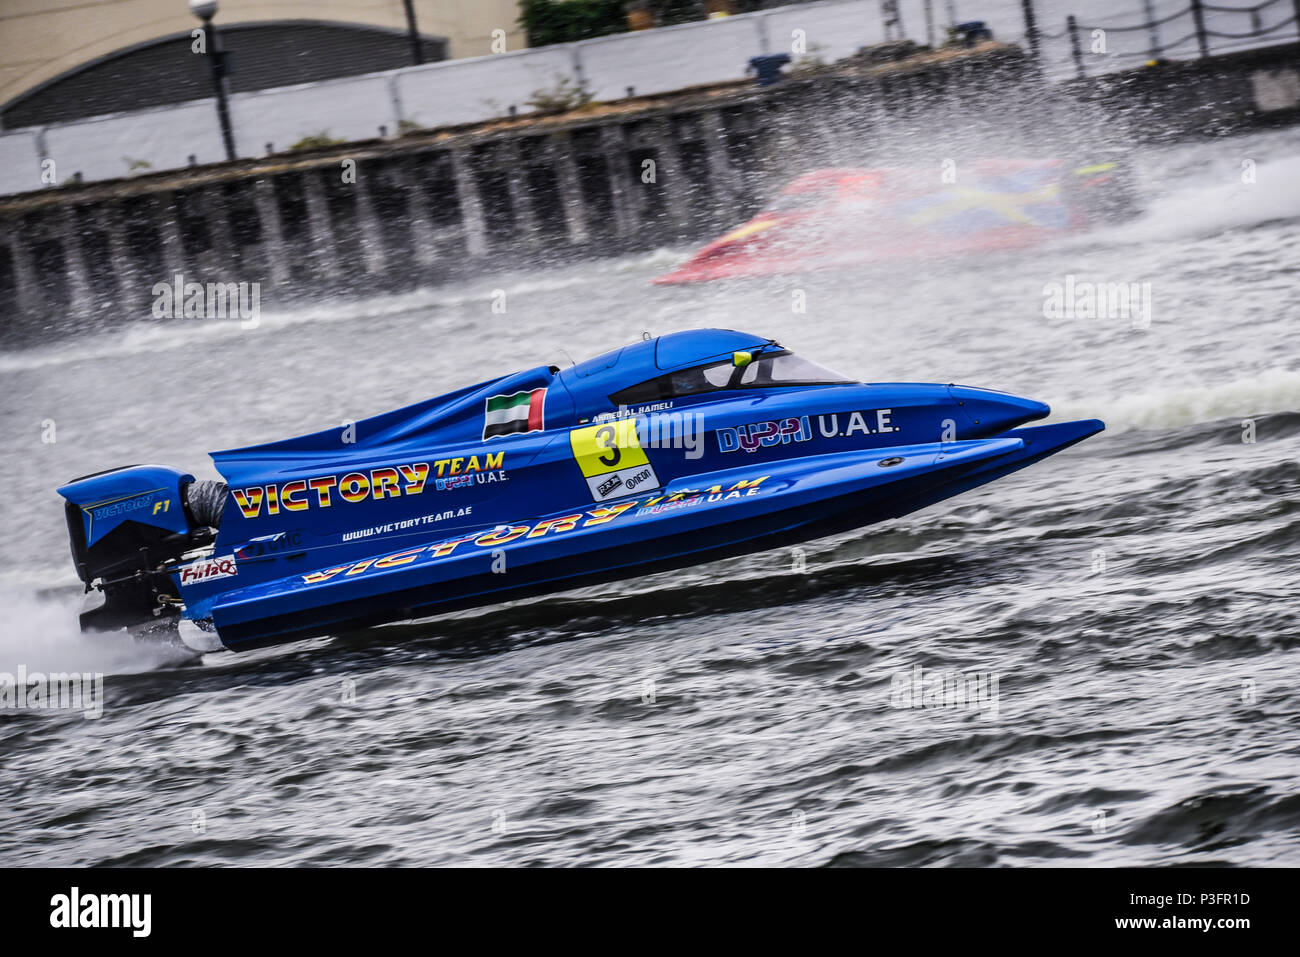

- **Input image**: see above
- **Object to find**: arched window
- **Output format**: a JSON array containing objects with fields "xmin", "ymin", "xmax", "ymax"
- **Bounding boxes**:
[{"xmin": 2, "ymin": 22, "xmax": 447, "ymax": 129}]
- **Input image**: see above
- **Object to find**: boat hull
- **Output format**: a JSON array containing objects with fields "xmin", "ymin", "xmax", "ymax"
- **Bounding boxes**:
[{"xmin": 209, "ymin": 420, "xmax": 1102, "ymax": 650}]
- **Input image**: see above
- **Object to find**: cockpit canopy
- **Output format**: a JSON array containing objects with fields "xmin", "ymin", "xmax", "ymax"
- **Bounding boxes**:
[
  {"xmin": 552, "ymin": 329, "xmax": 856, "ymax": 428},
  {"xmin": 214, "ymin": 330, "xmax": 856, "ymax": 478},
  {"xmin": 609, "ymin": 348, "xmax": 852, "ymax": 406}
]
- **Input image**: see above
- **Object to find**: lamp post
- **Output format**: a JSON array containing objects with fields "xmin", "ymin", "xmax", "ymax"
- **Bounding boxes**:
[
  {"xmin": 190, "ymin": 0, "xmax": 236, "ymax": 162},
  {"xmin": 402, "ymin": 0, "xmax": 424, "ymax": 65}
]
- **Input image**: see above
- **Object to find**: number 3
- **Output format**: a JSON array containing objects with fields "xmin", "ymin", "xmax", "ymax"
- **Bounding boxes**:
[{"xmin": 595, "ymin": 425, "xmax": 621, "ymax": 467}]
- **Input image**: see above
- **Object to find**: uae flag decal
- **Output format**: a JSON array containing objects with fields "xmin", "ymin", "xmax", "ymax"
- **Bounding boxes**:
[{"xmin": 483, "ymin": 388, "xmax": 547, "ymax": 439}]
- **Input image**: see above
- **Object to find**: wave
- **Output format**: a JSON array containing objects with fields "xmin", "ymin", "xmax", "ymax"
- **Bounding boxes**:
[
  {"xmin": 1123, "ymin": 154, "xmax": 1300, "ymax": 243},
  {"xmin": 1053, "ymin": 367, "xmax": 1300, "ymax": 433}
]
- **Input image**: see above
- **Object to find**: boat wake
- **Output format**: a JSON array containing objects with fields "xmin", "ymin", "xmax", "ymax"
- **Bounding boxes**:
[
  {"xmin": 0, "ymin": 588, "xmax": 190, "ymax": 677},
  {"xmin": 1053, "ymin": 368, "xmax": 1300, "ymax": 434}
]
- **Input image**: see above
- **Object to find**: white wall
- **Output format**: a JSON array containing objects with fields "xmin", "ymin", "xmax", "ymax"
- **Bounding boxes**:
[
  {"xmin": 765, "ymin": 3, "xmax": 887, "ymax": 66},
  {"xmin": 230, "ymin": 73, "xmax": 401, "ymax": 153},
  {"xmin": 578, "ymin": 15, "xmax": 767, "ymax": 101},
  {"xmin": 396, "ymin": 46, "xmax": 577, "ymax": 127},
  {"xmin": 42, "ymin": 99, "xmax": 227, "ymax": 185},
  {"xmin": 0, "ymin": 129, "xmax": 41, "ymax": 196}
]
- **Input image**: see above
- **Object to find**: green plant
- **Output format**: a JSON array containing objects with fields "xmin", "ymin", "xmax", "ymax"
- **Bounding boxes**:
[
  {"xmin": 525, "ymin": 74, "xmax": 595, "ymax": 114},
  {"xmin": 788, "ymin": 41, "xmax": 832, "ymax": 75},
  {"xmin": 651, "ymin": 0, "xmax": 701, "ymax": 27},
  {"xmin": 288, "ymin": 131, "xmax": 346, "ymax": 151}
]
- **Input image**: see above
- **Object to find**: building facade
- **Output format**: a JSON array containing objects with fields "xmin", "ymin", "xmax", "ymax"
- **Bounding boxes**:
[{"xmin": 0, "ymin": 0, "xmax": 526, "ymax": 129}]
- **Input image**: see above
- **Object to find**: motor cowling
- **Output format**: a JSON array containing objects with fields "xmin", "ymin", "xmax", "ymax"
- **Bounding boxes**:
[{"xmin": 57, "ymin": 465, "xmax": 227, "ymax": 630}]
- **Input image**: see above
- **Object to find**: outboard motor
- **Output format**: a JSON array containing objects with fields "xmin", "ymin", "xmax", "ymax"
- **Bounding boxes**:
[{"xmin": 57, "ymin": 465, "xmax": 226, "ymax": 631}]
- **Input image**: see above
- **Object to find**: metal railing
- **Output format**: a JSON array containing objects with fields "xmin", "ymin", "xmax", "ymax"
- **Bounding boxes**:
[{"xmin": 1062, "ymin": 0, "xmax": 1300, "ymax": 78}]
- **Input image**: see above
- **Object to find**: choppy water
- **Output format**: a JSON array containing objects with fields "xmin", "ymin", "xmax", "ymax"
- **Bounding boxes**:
[{"xmin": 1, "ymin": 125, "xmax": 1298, "ymax": 866}]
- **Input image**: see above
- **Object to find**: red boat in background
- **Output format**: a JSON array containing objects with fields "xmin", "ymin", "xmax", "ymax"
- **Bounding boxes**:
[{"xmin": 653, "ymin": 158, "xmax": 1133, "ymax": 284}]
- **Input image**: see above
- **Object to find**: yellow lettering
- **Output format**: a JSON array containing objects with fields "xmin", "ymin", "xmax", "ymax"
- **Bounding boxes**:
[
  {"xmin": 527, "ymin": 514, "xmax": 582, "ymax": 538},
  {"xmin": 282, "ymin": 480, "xmax": 308, "ymax": 511},
  {"xmin": 374, "ymin": 549, "xmax": 424, "ymax": 569},
  {"xmin": 231, "ymin": 487, "xmax": 264, "ymax": 519},
  {"xmin": 303, "ymin": 565, "xmax": 347, "ymax": 585},
  {"xmin": 370, "ymin": 468, "xmax": 401, "ymax": 499},
  {"xmin": 583, "ymin": 501, "xmax": 637, "ymax": 527},
  {"xmin": 398, "ymin": 463, "xmax": 428, "ymax": 494},
  {"xmin": 309, "ymin": 475, "xmax": 337, "ymax": 508}
]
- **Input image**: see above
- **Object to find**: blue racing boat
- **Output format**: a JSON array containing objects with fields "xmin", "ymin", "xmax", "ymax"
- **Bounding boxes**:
[{"xmin": 57, "ymin": 329, "xmax": 1103, "ymax": 652}]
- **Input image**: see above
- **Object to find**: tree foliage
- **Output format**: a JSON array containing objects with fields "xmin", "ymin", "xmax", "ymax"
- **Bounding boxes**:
[
  {"xmin": 519, "ymin": 1, "xmax": 709, "ymax": 46},
  {"xmin": 519, "ymin": 0, "xmax": 629, "ymax": 47}
]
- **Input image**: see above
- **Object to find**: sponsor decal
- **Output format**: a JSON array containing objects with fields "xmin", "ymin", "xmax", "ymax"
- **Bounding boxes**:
[
  {"xmin": 717, "ymin": 416, "xmax": 812, "ymax": 453},
  {"xmin": 81, "ymin": 488, "xmax": 169, "ymax": 541},
  {"xmin": 634, "ymin": 476, "xmax": 769, "ymax": 515},
  {"xmin": 438, "ymin": 471, "xmax": 507, "ymax": 491},
  {"xmin": 340, "ymin": 506, "xmax": 474, "ymax": 543},
  {"xmin": 88, "ymin": 492, "xmax": 165, "ymax": 521},
  {"xmin": 814, "ymin": 409, "xmax": 895, "ymax": 438},
  {"xmin": 178, "ymin": 554, "xmax": 237, "ymax": 584},
  {"xmin": 717, "ymin": 409, "xmax": 896, "ymax": 453},
  {"xmin": 483, "ymin": 388, "xmax": 546, "ymax": 440},
  {"xmin": 301, "ymin": 476, "xmax": 770, "ymax": 585},
  {"xmin": 569, "ymin": 419, "xmax": 662, "ymax": 502},
  {"xmin": 635, "ymin": 496, "xmax": 703, "ymax": 517},
  {"xmin": 231, "ymin": 453, "xmax": 504, "ymax": 519},
  {"xmin": 233, "ymin": 530, "xmax": 304, "ymax": 560},
  {"xmin": 623, "ymin": 465, "xmax": 657, "ymax": 493}
]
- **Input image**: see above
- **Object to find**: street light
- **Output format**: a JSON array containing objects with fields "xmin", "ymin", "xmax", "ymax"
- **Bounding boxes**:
[
  {"xmin": 402, "ymin": 0, "xmax": 424, "ymax": 65},
  {"xmin": 189, "ymin": 0, "xmax": 237, "ymax": 162}
]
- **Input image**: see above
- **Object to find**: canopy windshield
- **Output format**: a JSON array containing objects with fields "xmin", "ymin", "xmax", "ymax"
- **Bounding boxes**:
[{"xmin": 610, "ymin": 350, "xmax": 853, "ymax": 406}]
